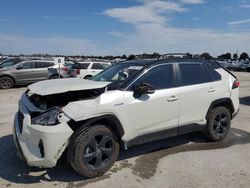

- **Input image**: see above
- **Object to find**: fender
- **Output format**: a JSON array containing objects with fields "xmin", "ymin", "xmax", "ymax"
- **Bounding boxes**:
[
  {"xmin": 206, "ymin": 98, "xmax": 234, "ymax": 119},
  {"xmin": 68, "ymin": 114, "xmax": 125, "ymax": 139}
]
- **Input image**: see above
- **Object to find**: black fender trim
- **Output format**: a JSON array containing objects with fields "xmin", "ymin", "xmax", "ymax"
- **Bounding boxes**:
[
  {"xmin": 206, "ymin": 98, "xmax": 235, "ymax": 119},
  {"xmin": 68, "ymin": 114, "xmax": 125, "ymax": 139}
]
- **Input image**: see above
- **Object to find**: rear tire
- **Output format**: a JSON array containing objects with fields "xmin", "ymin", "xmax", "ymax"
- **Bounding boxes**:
[
  {"xmin": 67, "ymin": 125, "xmax": 120, "ymax": 178},
  {"xmin": 206, "ymin": 107, "xmax": 231, "ymax": 142},
  {"xmin": 0, "ymin": 77, "xmax": 14, "ymax": 89}
]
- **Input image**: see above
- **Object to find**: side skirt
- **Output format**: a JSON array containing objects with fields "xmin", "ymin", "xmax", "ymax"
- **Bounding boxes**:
[{"xmin": 124, "ymin": 123, "xmax": 206, "ymax": 148}]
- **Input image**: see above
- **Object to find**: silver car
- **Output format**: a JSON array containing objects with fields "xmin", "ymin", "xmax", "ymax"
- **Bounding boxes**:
[{"xmin": 0, "ymin": 60, "xmax": 55, "ymax": 89}]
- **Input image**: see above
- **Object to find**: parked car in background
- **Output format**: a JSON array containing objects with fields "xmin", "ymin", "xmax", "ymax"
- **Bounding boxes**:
[
  {"xmin": 0, "ymin": 60, "xmax": 55, "ymax": 89},
  {"xmin": 0, "ymin": 58, "xmax": 23, "ymax": 69},
  {"xmin": 76, "ymin": 62, "xmax": 111, "ymax": 79},
  {"xmin": 48, "ymin": 61, "xmax": 77, "ymax": 79}
]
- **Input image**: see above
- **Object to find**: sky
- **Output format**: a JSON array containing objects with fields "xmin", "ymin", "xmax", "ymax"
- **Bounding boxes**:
[{"xmin": 0, "ymin": 0, "xmax": 250, "ymax": 56}]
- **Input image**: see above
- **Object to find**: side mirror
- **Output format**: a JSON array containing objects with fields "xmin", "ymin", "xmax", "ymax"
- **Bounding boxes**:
[
  {"xmin": 16, "ymin": 65, "xmax": 23, "ymax": 70},
  {"xmin": 133, "ymin": 82, "xmax": 155, "ymax": 98}
]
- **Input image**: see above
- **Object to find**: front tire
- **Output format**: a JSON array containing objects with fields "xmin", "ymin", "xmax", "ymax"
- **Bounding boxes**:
[
  {"xmin": 0, "ymin": 77, "xmax": 14, "ymax": 89},
  {"xmin": 206, "ymin": 107, "xmax": 231, "ymax": 142},
  {"xmin": 67, "ymin": 125, "xmax": 120, "ymax": 178}
]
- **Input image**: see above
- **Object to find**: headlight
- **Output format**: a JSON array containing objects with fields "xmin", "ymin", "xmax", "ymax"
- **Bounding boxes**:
[{"xmin": 31, "ymin": 107, "xmax": 61, "ymax": 126}]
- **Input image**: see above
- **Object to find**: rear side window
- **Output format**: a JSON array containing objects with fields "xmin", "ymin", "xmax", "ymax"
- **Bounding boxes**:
[
  {"xmin": 179, "ymin": 63, "xmax": 206, "ymax": 86},
  {"xmin": 36, "ymin": 62, "xmax": 54, "ymax": 68},
  {"xmin": 203, "ymin": 64, "xmax": 221, "ymax": 81},
  {"xmin": 132, "ymin": 64, "xmax": 175, "ymax": 90},
  {"xmin": 79, "ymin": 63, "xmax": 90, "ymax": 69},
  {"xmin": 92, "ymin": 63, "xmax": 104, "ymax": 69},
  {"xmin": 22, "ymin": 62, "xmax": 36, "ymax": 69}
]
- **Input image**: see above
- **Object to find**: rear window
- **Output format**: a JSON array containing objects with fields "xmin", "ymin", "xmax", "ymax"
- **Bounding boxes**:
[
  {"xmin": 179, "ymin": 63, "xmax": 206, "ymax": 86},
  {"xmin": 36, "ymin": 62, "xmax": 54, "ymax": 68},
  {"xmin": 78, "ymin": 63, "xmax": 90, "ymax": 69}
]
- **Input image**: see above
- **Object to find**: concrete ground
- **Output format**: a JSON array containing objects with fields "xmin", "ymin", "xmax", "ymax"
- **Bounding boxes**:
[{"xmin": 0, "ymin": 72, "xmax": 250, "ymax": 188}]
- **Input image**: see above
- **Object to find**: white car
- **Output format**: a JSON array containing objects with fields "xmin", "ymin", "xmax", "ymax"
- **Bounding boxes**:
[
  {"xmin": 13, "ymin": 55, "xmax": 239, "ymax": 178},
  {"xmin": 76, "ymin": 61, "xmax": 111, "ymax": 79}
]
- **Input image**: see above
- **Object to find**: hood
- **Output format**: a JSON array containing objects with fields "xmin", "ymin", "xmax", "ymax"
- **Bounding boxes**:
[{"xmin": 28, "ymin": 78, "xmax": 111, "ymax": 96}]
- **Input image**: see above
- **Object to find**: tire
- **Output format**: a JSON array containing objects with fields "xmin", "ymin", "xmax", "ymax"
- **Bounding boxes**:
[
  {"xmin": 67, "ymin": 125, "xmax": 120, "ymax": 178},
  {"xmin": 206, "ymin": 107, "xmax": 231, "ymax": 142},
  {"xmin": 0, "ymin": 77, "xmax": 14, "ymax": 89}
]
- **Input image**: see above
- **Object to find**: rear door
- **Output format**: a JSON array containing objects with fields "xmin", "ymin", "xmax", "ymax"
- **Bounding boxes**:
[
  {"xmin": 177, "ymin": 63, "xmax": 221, "ymax": 127},
  {"xmin": 91, "ymin": 63, "xmax": 105, "ymax": 75},
  {"xmin": 35, "ymin": 61, "xmax": 55, "ymax": 80}
]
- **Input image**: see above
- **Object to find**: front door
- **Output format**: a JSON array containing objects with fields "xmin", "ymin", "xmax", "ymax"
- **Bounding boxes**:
[{"xmin": 119, "ymin": 64, "xmax": 180, "ymax": 142}]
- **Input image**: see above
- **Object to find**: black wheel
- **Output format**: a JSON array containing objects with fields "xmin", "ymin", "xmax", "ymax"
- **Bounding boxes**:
[
  {"xmin": 0, "ymin": 77, "xmax": 14, "ymax": 89},
  {"xmin": 67, "ymin": 125, "xmax": 120, "ymax": 178},
  {"xmin": 206, "ymin": 107, "xmax": 231, "ymax": 141}
]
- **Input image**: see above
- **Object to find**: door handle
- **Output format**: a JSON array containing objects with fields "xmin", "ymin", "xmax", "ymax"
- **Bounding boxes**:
[
  {"xmin": 208, "ymin": 88, "xmax": 216, "ymax": 92},
  {"xmin": 167, "ymin": 96, "xmax": 178, "ymax": 102}
]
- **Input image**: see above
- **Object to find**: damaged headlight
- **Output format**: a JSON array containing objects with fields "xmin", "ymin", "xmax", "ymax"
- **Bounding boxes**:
[{"xmin": 31, "ymin": 107, "xmax": 61, "ymax": 126}]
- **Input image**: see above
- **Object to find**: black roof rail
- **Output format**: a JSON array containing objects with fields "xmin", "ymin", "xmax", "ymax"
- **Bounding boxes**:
[{"xmin": 158, "ymin": 53, "xmax": 192, "ymax": 60}]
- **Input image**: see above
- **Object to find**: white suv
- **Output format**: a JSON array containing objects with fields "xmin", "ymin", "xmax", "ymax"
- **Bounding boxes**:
[
  {"xmin": 76, "ymin": 61, "xmax": 111, "ymax": 79},
  {"xmin": 13, "ymin": 56, "xmax": 239, "ymax": 178}
]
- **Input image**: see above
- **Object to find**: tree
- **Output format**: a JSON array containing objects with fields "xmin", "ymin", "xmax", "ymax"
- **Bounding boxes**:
[
  {"xmin": 200, "ymin": 52, "xmax": 213, "ymax": 60},
  {"xmin": 126, "ymin": 54, "xmax": 136, "ymax": 60},
  {"xmin": 218, "ymin": 53, "xmax": 231, "ymax": 60},
  {"xmin": 233, "ymin": 53, "xmax": 238, "ymax": 60},
  {"xmin": 121, "ymin": 54, "xmax": 127, "ymax": 59},
  {"xmin": 239, "ymin": 52, "xmax": 249, "ymax": 61}
]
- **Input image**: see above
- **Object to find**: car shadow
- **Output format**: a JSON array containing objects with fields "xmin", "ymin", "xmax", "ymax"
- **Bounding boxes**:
[
  {"xmin": 240, "ymin": 96, "xmax": 250, "ymax": 106},
  {"xmin": 0, "ymin": 128, "xmax": 250, "ymax": 184}
]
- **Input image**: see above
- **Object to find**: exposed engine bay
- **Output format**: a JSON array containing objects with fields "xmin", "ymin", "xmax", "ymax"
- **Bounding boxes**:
[{"xmin": 27, "ymin": 87, "xmax": 106, "ymax": 111}]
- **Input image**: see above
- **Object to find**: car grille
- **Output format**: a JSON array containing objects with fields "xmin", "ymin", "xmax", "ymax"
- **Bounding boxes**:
[{"xmin": 17, "ymin": 111, "xmax": 24, "ymax": 133}]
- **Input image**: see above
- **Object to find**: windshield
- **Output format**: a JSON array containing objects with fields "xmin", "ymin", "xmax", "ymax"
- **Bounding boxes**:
[
  {"xmin": 91, "ymin": 63, "xmax": 145, "ymax": 85},
  {"xmin": 0, "ymin": 59, "xmax": 22, "ymax": 69}
]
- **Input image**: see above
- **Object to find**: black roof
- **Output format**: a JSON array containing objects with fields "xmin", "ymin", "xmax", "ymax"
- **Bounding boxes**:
[{"xmin": 121, "ymin": 58, "xmax": 220, "ymax": 69}]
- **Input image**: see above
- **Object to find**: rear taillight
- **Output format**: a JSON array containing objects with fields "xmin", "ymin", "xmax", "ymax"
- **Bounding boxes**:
[
  {"xmin": 62, "ymin": 67, "xmax": 68, "ymax": 72},
  {"xmin": 76, "ymin": 68, "xmax": 80, "ymax": 75},
  {"xmin": 232, "ymin": 80, "xmax": 240, "ymax": 89}
]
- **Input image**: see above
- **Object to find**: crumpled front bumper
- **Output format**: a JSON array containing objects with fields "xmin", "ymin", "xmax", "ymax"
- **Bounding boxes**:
[{"xmin": 13, "ymin": 98, "xmax": 73, "ymax": 168}]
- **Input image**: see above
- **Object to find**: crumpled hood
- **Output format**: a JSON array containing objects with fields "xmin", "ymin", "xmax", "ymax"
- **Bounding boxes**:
[{"xmin": 28, "ymin": 78, "xmax": 111, "ymax": 96}]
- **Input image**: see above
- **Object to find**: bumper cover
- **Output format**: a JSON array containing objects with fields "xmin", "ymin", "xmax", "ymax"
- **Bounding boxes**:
[{"xmin": 13, "ymin": 109, "xmax": 73, "ymax": 168}]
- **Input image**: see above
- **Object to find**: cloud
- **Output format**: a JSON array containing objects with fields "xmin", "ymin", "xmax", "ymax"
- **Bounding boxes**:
[
  {"xmin": 40, "ymin": 16, "xmax": 78, "ymax": 21},
  {"xmin": 107, "ymin": 31, "xmax": 124, "ymax": 37},
  {"xmin": 180, "ymin": 0, "xmax": 204, "ymax": 4},
  {"xmin": 107, "ymin": 23, "xmax": 250, "ymax": 55},
  {"xmin": 104, "ymin": 1, "xmax": 250, "ymax": 55},
  {"xmin": 240, "ymin": 4, "xmax": 250, "ymax": 8},
  {"xmin": 228, "ymin": 19, "xmax": 250, "ymax": 25},
  {"xmin": 0, "ymin": 34, "xmax": 102, "ymax": 55},
  {"xmin": 104, "ymin": 1, "xmax": 186, "ymax": 25}
]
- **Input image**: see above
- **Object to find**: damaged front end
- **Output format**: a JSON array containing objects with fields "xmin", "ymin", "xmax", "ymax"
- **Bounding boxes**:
[{"xmin": 13, "ymin": 80, "xmax": 108, "ymax": 168}]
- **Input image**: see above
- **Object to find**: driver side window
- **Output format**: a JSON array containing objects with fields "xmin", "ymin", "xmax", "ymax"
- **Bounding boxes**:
[
  {"xmin": 22, "ymin": 62, "xmax": 36, "ymax": 69},
  {"xmin": 131, "ymin": 64, "xmax": 175, "ymax": 90}
]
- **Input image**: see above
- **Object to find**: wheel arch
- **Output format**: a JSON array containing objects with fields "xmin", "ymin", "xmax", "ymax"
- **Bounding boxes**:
[
  {"xmin": 84, "ymin": 75, "xmax": 93, "ymax": 79},
  {"xmin": 206, "ymin": 98, "xmax": 235, "ymax": 119},
  {"xmin": 68, "ymin": 114, "xmax": 125, "ymax": 140},
  {"xmin": 0, "ymin": 74, "xmax": 16, "ymax": 85}
]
